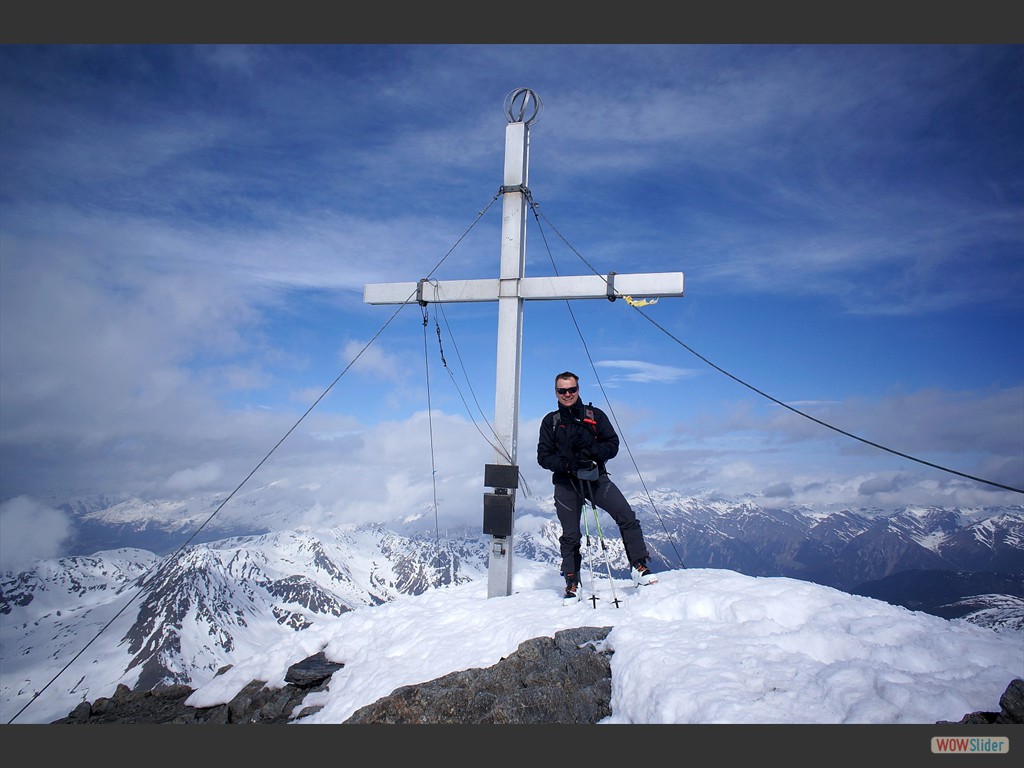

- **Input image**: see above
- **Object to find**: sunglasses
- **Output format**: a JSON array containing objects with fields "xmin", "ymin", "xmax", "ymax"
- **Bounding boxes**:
[{"xmin": 556, "ymin": 386, "xmax": 578, "ymax": 395}]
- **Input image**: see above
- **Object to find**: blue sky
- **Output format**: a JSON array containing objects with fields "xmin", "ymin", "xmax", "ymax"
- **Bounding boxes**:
[{"xmin": 1, "ymin": 45, "xmax": 1022, "ymax": 547}]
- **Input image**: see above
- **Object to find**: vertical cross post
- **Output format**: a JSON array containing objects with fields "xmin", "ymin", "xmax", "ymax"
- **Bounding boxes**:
[{"xmin": 484, "ymin": 108, "xmax": 531, "ymax": 597}]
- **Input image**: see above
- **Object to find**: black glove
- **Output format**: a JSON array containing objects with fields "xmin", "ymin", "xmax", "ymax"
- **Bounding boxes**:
[{"xmin": 573, "ymin": 457, "xmax": 596, "ymax": 471}]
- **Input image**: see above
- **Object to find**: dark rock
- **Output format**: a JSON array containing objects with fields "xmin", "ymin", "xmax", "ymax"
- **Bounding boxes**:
[
  {"xmin": 51, "ymin": 682, "xmax": 202, "ymax": 724},
  {"xmin": 284, "ymin": 650, "xmax": 344, "ymax": 687},
  {"xmin": 997, "ymin": 677, "xmax": 1024, "ymax": 724},
  {"xmin": 342, "ymin": 626, "xmax": 613, "ymax": 724}
]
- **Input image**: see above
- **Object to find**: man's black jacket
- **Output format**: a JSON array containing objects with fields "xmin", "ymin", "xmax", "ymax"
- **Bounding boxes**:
[{"xmin": 537, "ymin": 400, "xmax": 620, "ymax": 484}]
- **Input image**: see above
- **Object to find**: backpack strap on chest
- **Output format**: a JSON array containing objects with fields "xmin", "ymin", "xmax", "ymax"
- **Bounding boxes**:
[
  {"xmin": 551, "ymin": 405, "xmax": 597, "ymax": 433},
  {"xmin": 582, "ymin": 403, "xmax": 597, "ymax": 433}
]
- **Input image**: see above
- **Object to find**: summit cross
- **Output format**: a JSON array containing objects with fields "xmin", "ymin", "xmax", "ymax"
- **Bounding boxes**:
[{"xmin": 363, "ymin": 89, "xmax": 684, "ymax": 597}]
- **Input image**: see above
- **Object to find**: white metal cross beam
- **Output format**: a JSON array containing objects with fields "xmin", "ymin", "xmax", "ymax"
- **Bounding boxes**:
[{"xmin": 363, "ymin": 89, "xmax": 684, "ymax": 597}]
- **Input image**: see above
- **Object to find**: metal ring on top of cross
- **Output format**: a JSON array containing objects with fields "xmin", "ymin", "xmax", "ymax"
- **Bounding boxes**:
[{"xmin": 504, "ymin": 88, "xmax": 542, "ymax": 125}]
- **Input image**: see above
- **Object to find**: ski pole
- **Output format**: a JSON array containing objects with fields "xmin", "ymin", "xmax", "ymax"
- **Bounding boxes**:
[
  {"xmin": 579, "ymin": 484, "xmax": 599, "ymax": 608},
  {"xmin": 586, "ymin": 478, "xmax": 621, "ymax": 608}
]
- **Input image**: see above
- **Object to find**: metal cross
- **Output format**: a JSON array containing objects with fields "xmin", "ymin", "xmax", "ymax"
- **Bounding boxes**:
[{"xmin": 364, "ymin": 89, "xmax": 684, "ymax": 597}]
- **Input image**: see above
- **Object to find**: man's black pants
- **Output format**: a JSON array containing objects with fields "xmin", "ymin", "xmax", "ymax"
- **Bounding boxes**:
[{"xmin": 553, "ymin": 474, "xmax": 649, "ymax": 577}]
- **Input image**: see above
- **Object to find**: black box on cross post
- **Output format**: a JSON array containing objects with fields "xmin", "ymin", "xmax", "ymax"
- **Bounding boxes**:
[
  {"xmin": 484, "ymin": 463, "xmax": 518, "ymax": 489},
  {"xmin": 483, "ymin": 492, "xmax": 514, "ymax": 537}
]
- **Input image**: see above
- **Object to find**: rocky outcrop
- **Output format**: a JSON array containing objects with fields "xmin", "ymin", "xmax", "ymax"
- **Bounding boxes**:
[
  {"xmin": 343, "ymin": 625, "xmax": 613, "ymax": 724},
  {"xmin": 52, "ymin": 628, "xmax": 613, "ymax": 725}
]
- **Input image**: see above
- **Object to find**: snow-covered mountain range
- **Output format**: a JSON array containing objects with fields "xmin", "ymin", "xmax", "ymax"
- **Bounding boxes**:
[{"xmin": 1, "ymin": 491, "xmax": 1021, "ymax": 724}]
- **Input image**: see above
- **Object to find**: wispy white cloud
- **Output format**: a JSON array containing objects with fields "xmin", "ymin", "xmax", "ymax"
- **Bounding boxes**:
[
  {"xmin": 0, "ymin": 496, "xmax": 74, "ymax": 573},
  {"xmin": 596, "ymin": 360, "xmax": 700, "ymax": 384}
]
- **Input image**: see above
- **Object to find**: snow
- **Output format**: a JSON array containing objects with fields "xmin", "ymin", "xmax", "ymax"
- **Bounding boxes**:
[{"xmin": 184, "ymin": 561, "xmax": 1022, "ymax": 726}]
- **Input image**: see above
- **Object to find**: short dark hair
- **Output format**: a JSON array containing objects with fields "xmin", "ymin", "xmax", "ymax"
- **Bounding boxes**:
[{"xmin": 555, "ymin": 371, "xmax": 578, "ymax": 384}]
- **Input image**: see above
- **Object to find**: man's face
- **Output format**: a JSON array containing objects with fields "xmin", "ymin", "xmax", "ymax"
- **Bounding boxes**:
[{"xmin": 555, "ymin": 378, "xmax": 579, "ymax": 406}]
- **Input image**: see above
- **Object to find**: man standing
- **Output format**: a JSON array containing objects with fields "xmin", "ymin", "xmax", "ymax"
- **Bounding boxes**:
[{"xmin": 537, "ymin": 371, "xmax": 657, "ymax": 604}]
